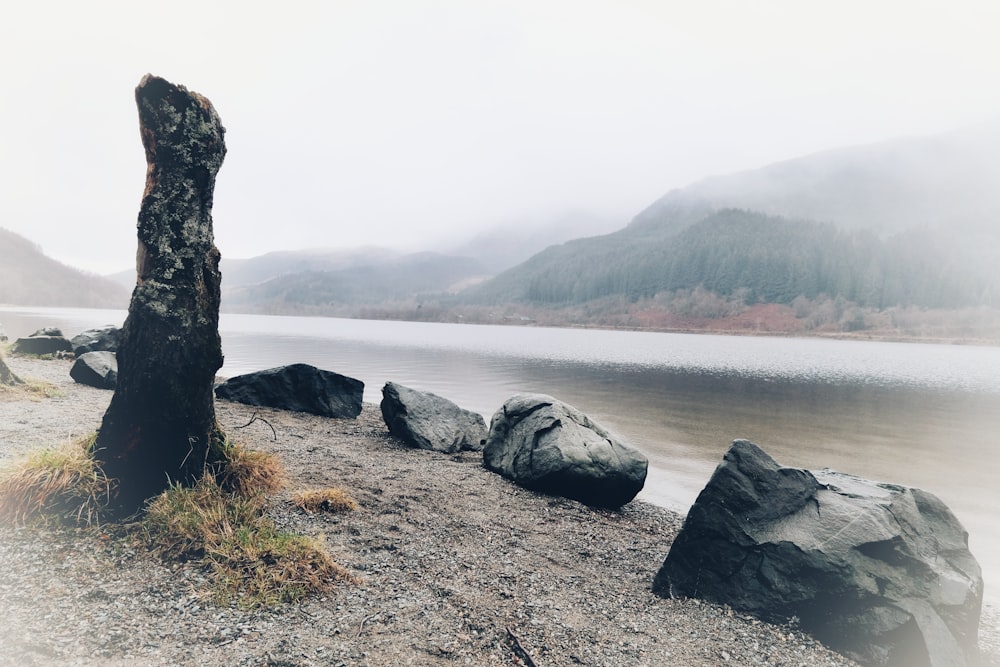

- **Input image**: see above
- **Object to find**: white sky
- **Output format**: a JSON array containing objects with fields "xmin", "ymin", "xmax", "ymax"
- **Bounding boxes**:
[{"xmin": 2, "ymin": 0, "xmax": 1000, "ymax": 274}]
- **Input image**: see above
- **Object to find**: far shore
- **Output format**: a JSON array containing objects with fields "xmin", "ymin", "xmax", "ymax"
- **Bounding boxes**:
[{"xmin": 4, "ymin": 301, "xmax": 1000, "ymax": 348}]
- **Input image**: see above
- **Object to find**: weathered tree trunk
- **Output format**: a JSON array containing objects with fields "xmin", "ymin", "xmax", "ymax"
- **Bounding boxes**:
[
  {"xmin": 94, "ymin": 75, "xmax": 227, "ymax": 513},
  {"xmin": 0, "ymin": 355, "xmax": 22, "ymax": 386}
]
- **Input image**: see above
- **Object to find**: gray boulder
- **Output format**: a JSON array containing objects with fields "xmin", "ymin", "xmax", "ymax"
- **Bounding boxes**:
[
  {"xmin": 380, "ymin": 381, "xmax": 487, "ymax": 453},
  {"xmin": 483, "ymin": 393, "xmax": 647, "ymax": 508},
  {"xmin": 215, "ymin": 363, "xmax": 364, "ymax": 419},
  {"xmin": 12, "ymin": 335, "xmax": 73, "ymax": 356},
  {"xmin": 653, "ymin": 439, "xmax": 982, "ymax": 667},
  {"xmin": 0, "ymin": 323, "xmax": 7, "ymax": 342},
  {"xmin": 70, "ymin": 351, "xmax": 118, "ymax": 390},
  {"xmin": 71, "ymin": 326, "xmax": 121, "ymax": 356}
]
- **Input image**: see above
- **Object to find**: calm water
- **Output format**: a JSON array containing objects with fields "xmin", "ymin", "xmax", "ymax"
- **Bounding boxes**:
[{"xmin": 3, "ymin": 306, "xmax": 1000, "ymax": 599}]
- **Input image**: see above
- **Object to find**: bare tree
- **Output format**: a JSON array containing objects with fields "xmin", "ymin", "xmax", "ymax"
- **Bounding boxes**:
[{"xmin": 94, "ymin": 75, "xmax": 227, "ymax": 513}]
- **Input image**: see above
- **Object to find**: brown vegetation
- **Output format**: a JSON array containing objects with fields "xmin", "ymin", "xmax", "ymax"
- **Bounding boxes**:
[
  {"xmin": 291, "ymin": 487, "xmax": 360, "ymax": 514},
  {"xmin": 0, "ymin": 435, "xmax": 111, "ymax": 526},
  {"xmin": 140, "ymin": 476, "xmax": 357, "ymax": 608},
  {"xmin": 324, "ymin": 290, "xmax": 1000, "ymax": 344},
  {"xmin": 0, "ymin": 415, "xmax": 354, "ymax": 609}
]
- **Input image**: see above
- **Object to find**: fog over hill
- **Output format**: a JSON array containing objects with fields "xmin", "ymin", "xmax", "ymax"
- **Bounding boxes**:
[
  {"xmin": 221, "ymin": 251, "xmax": 488, "ymax": 315},
  {"xmin": 9, "ymin": 121, "xmax": 1000, "ymax": 327},
  {"xmin": 465, "ymin": 121, "xmax": 1000, "ymax": 313},
  {"xmin": 630, "ymin": 119, "xmax": 1000, "ymax": 236},
  {"xmin": 0, "ymin": 228, "xmax": 128, "ymax": 308},
  {"xmin": 445, "ymin": 210, "xmax": 623, "ymax": 274}
]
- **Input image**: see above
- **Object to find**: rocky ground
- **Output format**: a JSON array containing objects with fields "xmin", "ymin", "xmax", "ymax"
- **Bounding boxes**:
[{"xmin": 1, "ymin": 356, "xmax": 998, "ymax": 666}]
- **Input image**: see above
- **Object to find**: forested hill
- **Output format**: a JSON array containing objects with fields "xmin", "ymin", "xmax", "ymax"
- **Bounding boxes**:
[
  {"xmin": 464, "ymin": 209, "xmax": 997, "ymax": 310},
  {"xmin": 222, "ymin": 251, "xmax": 488, "ymax": 314},
  {"xmin": 463, "ymin": 122, "xmax": 1000, "ymax": 314},
  {"xmin": 0, "ymin": 227, "xmax": 129, "ymax": 308}
]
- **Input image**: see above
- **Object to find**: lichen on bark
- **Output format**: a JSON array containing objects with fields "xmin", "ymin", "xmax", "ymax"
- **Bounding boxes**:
[{"xmin": 94, "ymin": 75, "xmax": 227, "ymax": 514}]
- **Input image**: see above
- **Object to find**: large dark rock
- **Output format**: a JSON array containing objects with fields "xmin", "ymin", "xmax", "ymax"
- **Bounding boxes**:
[
  {"xmin": 11, "ymin": 335, "xmax": 72, "ymax": 356},
  {"xmin": 71, "ymin": 326, "xmax": 122, "ymax": 356},
  {"xmin": 380, "ymin": 381, "xmax": 487, "ymax": 453},
  {"xmin": 70, "ymin": 351, "xmax": 118, "ymax": 390},
  {"xmin": 653, "ymin": 439, "xmax": 983, "ymax": 667},
  {"xmin": 215, "ymin": 363, "xmax": 364, "ymax": 419},
  {"xmin": 483, "ymin": 393, "xmax": 647, "ymax": 508}
]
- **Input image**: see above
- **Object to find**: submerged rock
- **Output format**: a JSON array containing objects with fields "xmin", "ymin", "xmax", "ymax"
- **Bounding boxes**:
[
  {"xmin": 653, "ymin": 439, "xmax": 983, "ymax": 667},
  {"xmin": 483, "ymin": 393, "xmax": 647, "ymax": 508}
]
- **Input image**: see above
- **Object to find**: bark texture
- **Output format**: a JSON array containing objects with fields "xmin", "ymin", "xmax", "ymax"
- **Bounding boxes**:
[{"xmin": 95, "ymin": 75, "xmax": 227, "ymax": 512}]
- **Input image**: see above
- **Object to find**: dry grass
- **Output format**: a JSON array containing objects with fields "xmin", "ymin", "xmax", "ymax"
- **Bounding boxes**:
[
  {"xmin": 142, "ymin": 476, "xmax": 357, "ymax": 608},
  {"xmin": 216, "ymin": 443, "xmax": 285, "ymax": 498},
  {"xmin": 0, "ymin": 424, "xmax": 354, "ymax": 608},
  {"xmin": 0, "ymin": 377, "xmax": 63, "ymax": 400},
  {"xmin": 0, "ymin": 434, "xmax": 112, "ymax": 526},
  {"xmin": 292, "ymin": 487, "xmax": 359, "ymax": 514}
]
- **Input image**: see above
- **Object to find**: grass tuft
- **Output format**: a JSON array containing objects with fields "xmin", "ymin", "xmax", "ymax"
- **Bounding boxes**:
[
  {"xmin": 216, "ymin": 444, "xmax": 285, "ymax": 499},
  {"xmin": 0, "ymin": 434, "xmax": 111, "ymax": 526},
  {"xmin": 142, "ymin": 475, "xmax": 357, "ymax": 608},
  {"xmin": 0, "ymin": 378, "xmax": 63, "ymax": 400},
  {"xmin": 292, "ymin": 487, "xmax": 359, "ymax": 514},
  {"xmin": 0, "ymin": 427, "xmax": 355, "ymax": 608}
]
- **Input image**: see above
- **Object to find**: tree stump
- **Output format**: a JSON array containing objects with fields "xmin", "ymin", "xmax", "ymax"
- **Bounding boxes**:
[{"xmin": 94, "ymin": 75, "xmax": 227, "ymax": 513}]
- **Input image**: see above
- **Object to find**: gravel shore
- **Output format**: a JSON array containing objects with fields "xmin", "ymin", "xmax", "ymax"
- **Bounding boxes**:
[{"xmin": 1, "ymin": 356, "xmax": 997, "ymax": 666}]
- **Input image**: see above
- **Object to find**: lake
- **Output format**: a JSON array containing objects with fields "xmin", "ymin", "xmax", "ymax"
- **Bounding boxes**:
[{"xmin": 3, "ymin": 306, "xmax": 1000, "ymax": 600}]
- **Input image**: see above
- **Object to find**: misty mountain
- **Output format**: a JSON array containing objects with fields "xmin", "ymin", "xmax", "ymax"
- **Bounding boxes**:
[
  {"xmin": 465, "ymin": 123, "xmax": 1000, "ymax": 311},
  {"xmin": 446, "ymin": 210, "xmax": 623, "ymax": 273},
  {"xmin": 630, "ymin": 120, "xmax": 1000, "ymax": 237},
  {"xmin": 220, "ymin": 247, "xmax": 404, "ymax": 288},
  {"xmin": 222, "ymin": 251, "xmax": 488, "ymax": 313},
  {"xmin": 471, "ymin": 209, "xmax": 995, "ymax": 309},
  {"xmin": 106, "ymin": 246, "xmax": 405, "ymax": 290},
  {"xmin": 0, "ymin": 227, "xmax": 129, "ymax": 308}
]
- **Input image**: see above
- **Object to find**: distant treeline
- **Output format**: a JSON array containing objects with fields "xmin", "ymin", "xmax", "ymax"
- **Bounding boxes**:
[
  {"xmin": 465, "ymin": 209, "xmax": 997, "ymax": 310},
  {"xmin": 222, "ymin": 253, "xmax": 485, "ymax": 310}
]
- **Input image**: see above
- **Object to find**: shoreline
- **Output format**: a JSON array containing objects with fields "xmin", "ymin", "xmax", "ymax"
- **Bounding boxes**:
[
  {"xmin": 1, "ymin": 356, "xmax": 998, "ymax": 665},
  {"xmin": 5, "ymin": 303, "xmax": 999, "ymax": 349}
]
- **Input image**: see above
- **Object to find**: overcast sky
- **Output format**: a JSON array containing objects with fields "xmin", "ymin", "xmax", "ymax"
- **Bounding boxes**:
[{"xmin": 3, "ymin": 1, "xmax": 1000, "ymax": 274}]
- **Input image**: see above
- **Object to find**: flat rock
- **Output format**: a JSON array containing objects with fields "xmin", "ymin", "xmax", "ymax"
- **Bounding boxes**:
[
  {"xmin": 12, "ymin": 335, "xmax": 73, "ymax": 356},
  {"xmin": 215, "ymin": 363, "xmax": 364, "ymax": 419}
]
